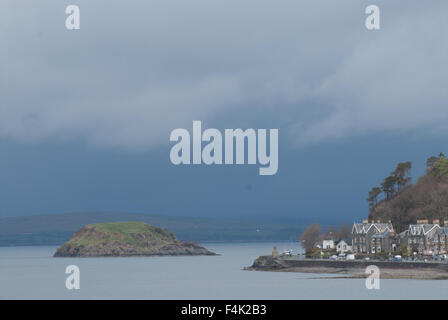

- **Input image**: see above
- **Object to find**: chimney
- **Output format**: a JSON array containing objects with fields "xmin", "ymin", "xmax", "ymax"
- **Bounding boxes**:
[
  {"xmin": 417, "ymin": 219, "xmax": 429, "ymax": 224},
  {"xmin": 433, "ymin": 219, "xmax": 440, "ymax": 225},
  {"xmin": 362, "ymin": 219, "xmax": 368, "ymax": 224}
]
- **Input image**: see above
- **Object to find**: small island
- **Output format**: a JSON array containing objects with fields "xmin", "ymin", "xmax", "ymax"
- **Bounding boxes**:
[{"xmin": 53, "ymin": 222, "xmax": 216, "ymax": 257}]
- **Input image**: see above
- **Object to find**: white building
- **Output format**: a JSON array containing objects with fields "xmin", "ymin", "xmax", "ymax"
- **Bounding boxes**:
[
  {"xmin": 322, "ymin": 239, "xmax": 335, "ymax": 250},
  {"xmin": 336, "ymin": 240, "xmax": 352, "ymax": 254}
]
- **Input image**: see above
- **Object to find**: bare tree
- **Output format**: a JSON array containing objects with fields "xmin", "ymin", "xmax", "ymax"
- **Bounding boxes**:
[{"xmin": 300, "ymin": 224, "xmax": 322, "ymax": 253}]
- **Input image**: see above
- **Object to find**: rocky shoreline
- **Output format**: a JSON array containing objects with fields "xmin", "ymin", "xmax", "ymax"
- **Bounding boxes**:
[
  {"xmin": 54, "ymin": 241, "xmax": 216, "ymax": 257},
  {"xmin": 246, "ymin": 255, "xmax": 448, "ymax": 280}
]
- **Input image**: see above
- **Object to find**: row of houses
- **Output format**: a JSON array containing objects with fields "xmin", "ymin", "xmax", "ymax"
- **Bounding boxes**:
[
  {"xmin": 352, "ymin": 219, "xmax": 448, "ymax": 256},
  {"xmin": 315, "ymin": 219, "xmax": 448, "ymax": 256}
]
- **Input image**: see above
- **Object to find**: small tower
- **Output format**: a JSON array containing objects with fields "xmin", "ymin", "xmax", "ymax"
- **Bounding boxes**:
[{"xmin": 272, "ymin": 246, "xmax": 278, "ymax": 258}]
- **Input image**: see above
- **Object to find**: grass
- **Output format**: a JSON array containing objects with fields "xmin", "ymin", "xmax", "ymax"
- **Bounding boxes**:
[
  {"xmin": 92, "ymin": 222, "xmax": 152, "ymax": 234},
  {"xmin": 65, "ymin": 222, "xmax": 176, "ymax": 249}
]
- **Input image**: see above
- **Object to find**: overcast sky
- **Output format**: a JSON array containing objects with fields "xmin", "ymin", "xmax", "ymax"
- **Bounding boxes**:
[{"xmin": 1, "ymin": 1, "xmax": 447, "ymax": 223}]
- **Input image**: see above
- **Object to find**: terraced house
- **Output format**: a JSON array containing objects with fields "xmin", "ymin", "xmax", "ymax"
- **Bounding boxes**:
[
  {"xmin": 430, "ymin": 227, "xmax": 448, "ymax": 255},
  {"xmin": 403, "ymin": 219, "xmax": 448, "ymax": 255},
  {"xmin": 352, "ymin": 221, "xmax": 394, "ymax": 254},
  {"xmin": 370, "ymin": 230, "xmax": 400, "ymax": 254}
]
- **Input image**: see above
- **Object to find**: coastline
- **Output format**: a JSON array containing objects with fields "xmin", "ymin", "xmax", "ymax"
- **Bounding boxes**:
[{"xmin": 246, "ymin": 255, "xmax": 448, "ymax": 280}]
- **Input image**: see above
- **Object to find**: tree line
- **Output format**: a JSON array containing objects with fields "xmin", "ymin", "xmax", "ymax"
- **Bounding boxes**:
[
  {"xmin": 367, "ymin": 152, "xmax": 447, "ymax": 211},
  {"xmin": 366, "ymin": 161, "xmax": 412, "ymax": 210}
]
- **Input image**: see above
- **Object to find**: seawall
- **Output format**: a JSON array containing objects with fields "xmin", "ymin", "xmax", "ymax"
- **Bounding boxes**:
[{"xmin": 248, "ymin": 255, "xmax": 448, "ymax": 274}]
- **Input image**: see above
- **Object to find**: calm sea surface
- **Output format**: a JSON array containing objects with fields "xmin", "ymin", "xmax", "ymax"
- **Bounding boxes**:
[{"xmin": 0, "ymin": 242, "xmax": 446, "ymax": 299}]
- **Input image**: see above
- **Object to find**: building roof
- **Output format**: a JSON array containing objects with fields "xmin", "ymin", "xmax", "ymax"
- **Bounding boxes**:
[
  {"xmin": 399, "ymin": 230, "xmax": 409, "ymax": 238},
  {"xmin": 428, "ymin": 227, "xmax": 448, "ymax": 240},
  {"xmin": 352, "ymin": 222, "xmax": 393, "ymax": 235},
  {"xmin": 336, "ymin": 239, "xmax": 352, "ymax": 246},
  {"xmin": 372, "ymin": 231, "xmax": 392, "ymax": 239},
  {"xmin": 408, "ymin": 224, "xmax": 440, "ymax": 236}
]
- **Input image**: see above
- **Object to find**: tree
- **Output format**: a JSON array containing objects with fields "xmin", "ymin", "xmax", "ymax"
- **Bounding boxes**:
[
  {"xmin": 299, "ymin": 224, "xmax": 322, "ymax": 253},
  {"xmin": 399, "ymin": 243, "xmax": 409, "ymax": 258},
  {"xmin": 367, "ymin": 187, "xmax": 382, "ymax": 209},
  {"xmin": 333, "ymin": 223, "xmax": 351, "ymax": 240},
  {"xmin": 427, "ymin": 156, "xmax": 439, "ymax": 168},
  {"xmin": 381, "ymin": 175, "xmax": 397, "ymax": 200},
  {"xmin": 432, "ymin": 158, "xmax": 448, "ymax": 181},
  {"xmin": 427, "ymin": 153, "xmax": 445, "ymax": 169},
  {"xmin": 392, "ymin": 161, "xmax": 412, "ymax": 191}
]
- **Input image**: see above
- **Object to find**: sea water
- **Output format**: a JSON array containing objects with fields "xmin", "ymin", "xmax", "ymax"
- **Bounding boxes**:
[{"xmin": 0, "ymin": 242, "xmax": 446, "ymax": 299}]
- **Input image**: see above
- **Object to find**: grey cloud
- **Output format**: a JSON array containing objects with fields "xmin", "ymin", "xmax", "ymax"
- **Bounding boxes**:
[
  {"xmin": 1, "ymin": 0, "xmax": 447, "ymax": 149},
  {"xmin": 296, "ymin": 5, "xmax": 448, "ymax": 145}
]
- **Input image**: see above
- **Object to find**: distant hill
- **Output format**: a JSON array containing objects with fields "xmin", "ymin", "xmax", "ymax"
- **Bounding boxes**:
[
  {"xmin": 0, "ymin": 212, "xmax": 307, "ymax": 246},
  {"xmin": 54, "ymin": 222, "xmax": 215, "ymax": 257},
  {"xmin": 368, "ymin": 156, "xmax": 448, "ymax": 232}
]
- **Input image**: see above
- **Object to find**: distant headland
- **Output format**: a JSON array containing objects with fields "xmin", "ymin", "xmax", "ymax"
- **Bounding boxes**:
[
  {"xmin": 53, "ymin": 222, "xmax": 216, "ymax": 257},
  {"xmin": 0, "ymin": 212, "xmax": 308, "ymax": 247}
]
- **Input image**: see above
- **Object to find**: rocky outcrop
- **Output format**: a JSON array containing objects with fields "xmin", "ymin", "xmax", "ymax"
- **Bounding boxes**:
[
  {"xmin": 53, "ymin": 222, "xmax": 216, "ymax": 257},
  {"xmin": 247, "ymin": 255, "xmax": 289, "ymax": 270}
]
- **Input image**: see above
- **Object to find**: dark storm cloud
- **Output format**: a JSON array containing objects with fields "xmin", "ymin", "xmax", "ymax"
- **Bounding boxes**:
[{"xmin": 1, "ymin": 0, "xmax": 447, "ymax": 148}]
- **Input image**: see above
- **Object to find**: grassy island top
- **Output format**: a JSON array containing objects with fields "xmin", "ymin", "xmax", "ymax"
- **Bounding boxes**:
[
  {"xmin": 92, "ymin": 221, "xmax": 161, "ymax": 233},
  {"xmin": 68, "ymin": 221, "xmax": 178, "ymax": 247}
]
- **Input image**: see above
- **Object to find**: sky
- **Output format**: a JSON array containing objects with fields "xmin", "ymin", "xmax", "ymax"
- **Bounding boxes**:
[{"xmin": 1, "ymin": 0, "xmax": 447, "ymax": 224}]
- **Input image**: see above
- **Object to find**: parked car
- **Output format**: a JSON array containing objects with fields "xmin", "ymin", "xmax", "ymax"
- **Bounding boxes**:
[
  {"xmin": 281, "ymin": 250, "xmax": 292, "ymax": 256},
  {"xmin": 394, "ymin": 255, "xmax": 402, "ymax": 262}
]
